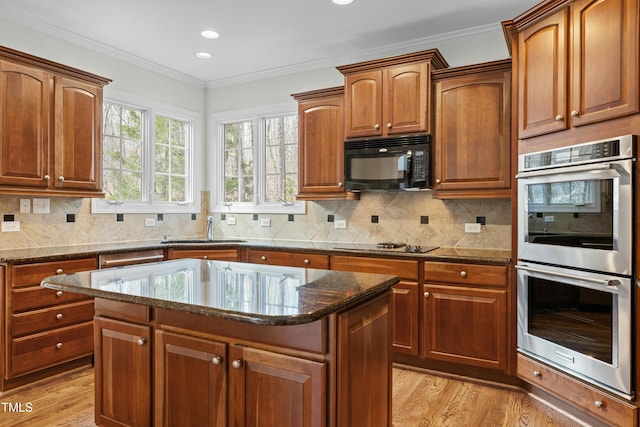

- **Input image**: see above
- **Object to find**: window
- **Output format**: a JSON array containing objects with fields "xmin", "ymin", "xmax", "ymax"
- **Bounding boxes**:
[
  {"xmin": 92, "ymin": 90, "xmax": 201, "ymax": 214},
  {"xmin": 212, "ymin": 103, "xmax": 304, "ymax": 214}
]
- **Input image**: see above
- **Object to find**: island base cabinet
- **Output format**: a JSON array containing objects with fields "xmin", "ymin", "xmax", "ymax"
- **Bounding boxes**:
[
  {"xmin": 155, "ymin": 331, "xmax": 227, "ymax": 427},
  {"xmin": 94, "ymin": 316, "xmax": 151, "ymax": 427},
  {"xmin": 229, "ymin": 346, "xmax": 326, "ymax": 427}
]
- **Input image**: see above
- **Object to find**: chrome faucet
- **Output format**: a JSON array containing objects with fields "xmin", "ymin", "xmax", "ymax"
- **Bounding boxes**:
[{"xmin": 206, "ymin": 215, "xmax": 214, "ymax": 241}]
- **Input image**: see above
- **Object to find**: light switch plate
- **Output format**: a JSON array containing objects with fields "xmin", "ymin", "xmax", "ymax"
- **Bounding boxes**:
[
  {"xmin": 20, "ymin": 199, "xmax": 30, "ymax": 214},
  {"xmin": 145, "ymin": 218, "xmax": 156, "ymax": 227},
  {"xmin": 226, "ymin": 217, "xmax": 237, "ymax": 225},
  {"xmin": 464, "ymin": 223, "xmax": 481, "ymax": 233},
  {"xmin": 334, "ymin": 219, "xmax": 347, "ymax": 229},
  {"xmin": 33, "ymin": 198, "xmax": 50, "ymax": 214},
  {"xmin": 259, "ymin": 218, "xmax": 271, "ymax": 227}
]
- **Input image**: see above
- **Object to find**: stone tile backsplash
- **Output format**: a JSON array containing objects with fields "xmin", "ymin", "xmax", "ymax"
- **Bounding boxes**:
[{"xmin": 0, "ymin": 191, "xmax": 511, "ymax": 250}]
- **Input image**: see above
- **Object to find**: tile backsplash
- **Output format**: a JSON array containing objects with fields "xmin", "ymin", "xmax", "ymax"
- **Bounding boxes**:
[
  {"xmin": 214, "ymin": 192, "xmax": 512, "ymax": 250},
  {"xmin": 0, "ymin": 192, "xmax": 511, "ymax": 250}
]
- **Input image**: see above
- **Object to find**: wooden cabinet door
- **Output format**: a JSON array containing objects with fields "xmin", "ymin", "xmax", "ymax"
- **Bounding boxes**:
[
  {"xmin": 0, "ymin": 61, "xmax": 51, "ymax": 188},
  {"xmin": 434, "ymin": 68, "xmax": 511, "ymax": 196},
  {"xmin": 344, "ymin": 70, "xmax": 383, "ymax": 138},
  {"xmin": 155, "ymin": 330, "xmax": 227, "ymax": 427},
  {"xmin": 229, "ymin": 346, "xmax": 326, "ymax": 427},
  {"xmin": 421, "ymin": 284, "xmax": 507, "ymax": 371},
  {"xmin": 297, "ymin": 91, "xmax": 345, "ymax": 199},
  {"xmin": 570, "ymin": 0, "xmax": 639, "ymax": 127},
  {"xmin": 53, "ymin": 76, "xmax": 102, "ymax": 191},
  {"xmin": 385, "ymin": 63, "xmax": 429, "ymax": 135},
  {"xmin": 518, "ymin": 8, "xmax": 568, "ymax": 138},
  {"xmin": 94, "ymin": 317, "xmax": 151, "ymax": 427},
  {"xmin": 391, "ymin": 281, "xmax": 419, "ymax": 356}
]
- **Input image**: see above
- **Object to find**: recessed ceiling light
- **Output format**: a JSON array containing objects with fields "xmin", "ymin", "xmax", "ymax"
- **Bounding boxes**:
[
  {"xmin": 195, "ymin": 52, "xmax": 213, "ymax": 59},
  {"xmin": 201, "ymin": 30, "xmax": 220, "ymax": 40},
  {"xmin": 332, "ymin": 0, "xmax": 354, "ymax": 5}
]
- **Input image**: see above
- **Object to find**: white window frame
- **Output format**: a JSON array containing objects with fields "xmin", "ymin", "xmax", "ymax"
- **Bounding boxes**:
[
  {"xmin": 92, "ymin": 89, "xmax": 202, "ymax": 214},
  {"xmin": 210, "ymin": 102, "xmax": 305, "ymax": 214}
]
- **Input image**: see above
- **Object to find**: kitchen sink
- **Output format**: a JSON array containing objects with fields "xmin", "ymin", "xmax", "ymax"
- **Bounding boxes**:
[{"xmin": 162, "ymin": 239, "xmax": 246, "ymax": 244}]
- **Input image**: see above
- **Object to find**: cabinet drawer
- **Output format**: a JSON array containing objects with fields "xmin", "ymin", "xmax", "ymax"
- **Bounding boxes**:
[
  {"xmin": 517, "ymin": 353, "xmax": 637, "ymax": 427},
  {"xmin": 331, "ymin": 255, "xmax": 418, "ymax": 280},
  {"xmin": 247, "ymin": 249, "xmax": 329, "ymax": 269},
  {"xmin": 12, "ymin": 258, "xmax": 98, "ymax": 287},
  {"xmin": 424, "ymin": 261, "xmax": 507, "ymax": 287},
  {"xmin": 12, "ymin": 286, "xmax": 91, "ymax": 313},
  {"xmin": 169, "ymin": 248, "xmax": 238, "ymax": 261},
  {"xmin": 12, "ymin": 300, "xmax": 94, "ymax": 337},
  {"xmin": 10, "ymin": 321, "xmax": 94, "ymax": 377},
  {"xmin": 99, "ymin": 249, "xmax": 164, "ymax": 268}
]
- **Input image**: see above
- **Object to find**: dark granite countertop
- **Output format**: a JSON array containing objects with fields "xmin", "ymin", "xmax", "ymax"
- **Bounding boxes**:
[
  {"xmin": 41, "ymin": 259, "xmax": 398, "ymax": 326},
  {"xmin": 0, "ymin": 238, "xmax": 511, "ymax": 265}
]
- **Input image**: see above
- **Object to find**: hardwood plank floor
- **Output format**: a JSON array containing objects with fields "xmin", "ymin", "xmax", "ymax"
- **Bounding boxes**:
[{"xmin": 0, "ymin": 365, "xmax": 587, "ymax": 426}]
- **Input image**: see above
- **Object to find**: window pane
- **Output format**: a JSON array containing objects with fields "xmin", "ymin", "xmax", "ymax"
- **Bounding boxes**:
[
  {"xmin": 223, "ymin": 121, "xmax": 254, "ymax": 204},
  {"xmin": 263, "ymin": 115, "xmax": 298, "ymax": 202},
  {"xmin": 266, "ymin": 146, "xmax": 281, "ymax": 174},
  {"xmin": 154, "ymin": 115, "xmax": 190, "ymax": 203}
]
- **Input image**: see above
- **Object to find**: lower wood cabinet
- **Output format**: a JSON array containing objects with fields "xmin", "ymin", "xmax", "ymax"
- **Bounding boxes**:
[
  {"xmin": 246, "ymin": 249, "xmax": 329, "ymax": 269},
  {"xmin": 167, "ymin": 248, "xmax": 239, "ymax": 261},
  {"xmin": 421, "ymin": 261, "xmax": 508, "ymax": 371},
  {"xmin": 94, "ymin": 316, "xmax": 152, "ymax": 427},
  {"xmin": 390, "ymin": 281, "xmax": 419, "ymax": 356}
]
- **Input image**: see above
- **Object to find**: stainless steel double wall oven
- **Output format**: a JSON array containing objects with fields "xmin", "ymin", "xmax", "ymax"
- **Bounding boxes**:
[{"xmin": 516, "ymin": 135, "xmax": 636, "ymax": 399}]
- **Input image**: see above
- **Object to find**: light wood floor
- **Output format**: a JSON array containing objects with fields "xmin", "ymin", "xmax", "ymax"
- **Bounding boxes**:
[{"xmin": 0, "ymin": 365, "xmax": 586, "ymax": 427}]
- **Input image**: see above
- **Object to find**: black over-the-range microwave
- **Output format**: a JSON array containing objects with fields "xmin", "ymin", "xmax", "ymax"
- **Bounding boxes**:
[{"xmin": 344, "ymin": 134, "xmax": 431, "ymax": 191}]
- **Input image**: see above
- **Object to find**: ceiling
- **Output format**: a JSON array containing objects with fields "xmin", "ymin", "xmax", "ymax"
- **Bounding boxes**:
[{"xmin": 0, "ymin": 0, "xmax": 539, "ymax": 86}]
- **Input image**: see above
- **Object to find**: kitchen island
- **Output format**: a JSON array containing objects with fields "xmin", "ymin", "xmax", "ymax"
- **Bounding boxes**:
[{"xmin": 41, "ymin": 258, "xmax": 397, "ymax": 427}]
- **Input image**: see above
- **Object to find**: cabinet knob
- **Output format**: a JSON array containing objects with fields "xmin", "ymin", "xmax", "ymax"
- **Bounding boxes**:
[
  {"xmin": 460, "ymin": 271, "xmax": 467, "ymax": 278},
  {"xmin": 203, "ymin": 256, "xmax": 208, "ymax": 259},
  {"xmin": 304, "ymin": 259, "xmax": 310, "ymax": 265},
  {"xmin": 58, "ymin": 176, "xmax": 65, "ymax": 182},
  {"xmin": 232, "ymin": 359, "xmax": 243, "ymax": 369},
  {"xmin": 338, "ymin": 182, "xmax": 343, "ymax": 187},
  {"xmin": 571, "ymin": 110, "xmax": 579, "ymax": 117},
  {"xmin": 424, "ymin": 291, "xmax": 430, "ymax": 298},
  {"xmin": 374, "ymin": 123, "xmax": 380, "ymax": 130},
  {"xmin": 211, "ymin": 356, "xmax": 223, "ymax": 365},
  {"xmin": 55, "ymin": 342, "xmax": 63, "ymax": 350},
  {"xmin": 594, "ymin": 400, "xmax": 604, "ymax": 409},
  {"xmin": 435, "ymin": 179, "xmax": 441, "ymax": 184},
  {"xmin": 56, "ymin": 313, "xmax": 63, "ymax": 320},
  {"xmin": 137, "ymin": 338, "xmax": 146, "ymax": 346},
  {"xmin": 555, "ymin": 114, "xmax": 564, "ymax": 121},
  {"xmin": 56, "ymin": 268, "xmax": 64, "ymax": 274},
  {"xmin": 44, "ymin": 175, "xmax": 51, "ymax": 181},
  {"xmin": 386, "ymin": 123, "xmax": 392, "ymax": 129},
  {"xmin": 56, "ymin": 291, "xmax": 63, "ymax": 297},
  {"xmin": 533, "ymin": 370, "xmax": 541, "ymax": 378},
  {"xmin": 261, "ymin": 255, "xmax": 267, "ymax": 261}
]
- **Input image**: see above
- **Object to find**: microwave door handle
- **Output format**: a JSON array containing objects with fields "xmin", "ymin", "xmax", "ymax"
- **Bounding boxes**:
[
  {"xmin": 515, "ymin": 264, "xmax": 621, "ymax": 287},
  {"xmin": 516, "ymin": 162, "xmax": 621, "ymax": 179}
]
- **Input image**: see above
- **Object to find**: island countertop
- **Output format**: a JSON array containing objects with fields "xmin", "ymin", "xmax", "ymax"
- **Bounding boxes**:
[{"xmin": 41, "ymin": 258, "xmax": 398, "ymax": 326}]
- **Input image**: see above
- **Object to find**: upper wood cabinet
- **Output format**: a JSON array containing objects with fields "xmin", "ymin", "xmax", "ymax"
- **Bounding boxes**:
[
  {"xmin": 337, "ymin": 49, "xmax": 448, "ymax": 139},
  {"xmin": 292, "ymin": 87, "xmax": 347, "ymax": 200},
  {"xmin": 516, "ymin": 0, "xmax": 639, "ymax": 139},
  {"xmin": 432, "ymin": 60, "xmax": 512, "ymax": 198},
  {"xmin": 0, "ymin": 46, "xmax": 110, "ymax": 196}
]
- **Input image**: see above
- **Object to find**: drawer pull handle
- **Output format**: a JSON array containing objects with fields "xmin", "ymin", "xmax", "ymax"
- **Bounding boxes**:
[
  {"xmin": 304, "ymin": 259, "xmax": 310, "ymax": 265},
  {"xmin": 56, "ymin": 291, "xmax": 63, "ymax": 297},
  {"xmin": 56, "ymin": 268, "xmax": 64, "ymax": 275},
  {"xmin": 594, "ymin": 400, "xmax": 604, "ymax": 409},
  {"xmin": 533, "ymin": 370, "xmax": 541, "ymax": 378},
  {"xmin": 56, "ymin": 313, "xmax": 63, "ymax": 320},
  {"xmin": 460, "ymin": 271, "xmax": 467, "ymax": 278},
  {"xmin": 55, "ymin": 342, "xmax": 63, "ymax": 350},
  {"xmin": 261, "ymin": 256, "xmax": 267, "ymax": 261},
  {"xmin": 137, "ymin": 338, "xmax": 146, "ymax": 346},
  {"xmin": 232, "ymin": 359, "xmax": 243, "ymax": 369},
  {"xmin": 212, "ymin": 356, "xmax": 222, "ymax": 365}
]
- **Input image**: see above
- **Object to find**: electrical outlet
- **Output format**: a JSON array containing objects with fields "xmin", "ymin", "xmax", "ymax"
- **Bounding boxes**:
[
  {"xmin": 1, "ymin": 221, "xmax": 20, "ymax": 232},
  {"xmin": 464, "ymin": 223, "xmax": 481, "ymax": 233},
  {"xmin": 20, "ymin": 199, "xmax": 30, "ymax": 214},
  {"xmin": 145, "ymin": 218, "xmax": 156, "ymax": 227},
  {"xmin": 334, "ymin": 219, "xmax": 347, "ymax": 229},
  {"xmin": 259, "ymin": 218, "xmax": 271, "ymax": 227},
  {"xmin": 544, "ymin": 215, "xmax": 555, "ymax": 222},
  {"xmin": 226, "ymin": 217, "xmax": 237, "ymax": 225}
]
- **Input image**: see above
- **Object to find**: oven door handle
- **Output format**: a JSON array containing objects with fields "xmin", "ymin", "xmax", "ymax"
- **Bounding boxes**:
[
  {"xmin": 516, "ymin": 162, "xmax": 623, "ymax": 179},
  {"xmin": 515, "ymin": 264, "xmax": 621, "ymax": 287}
]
